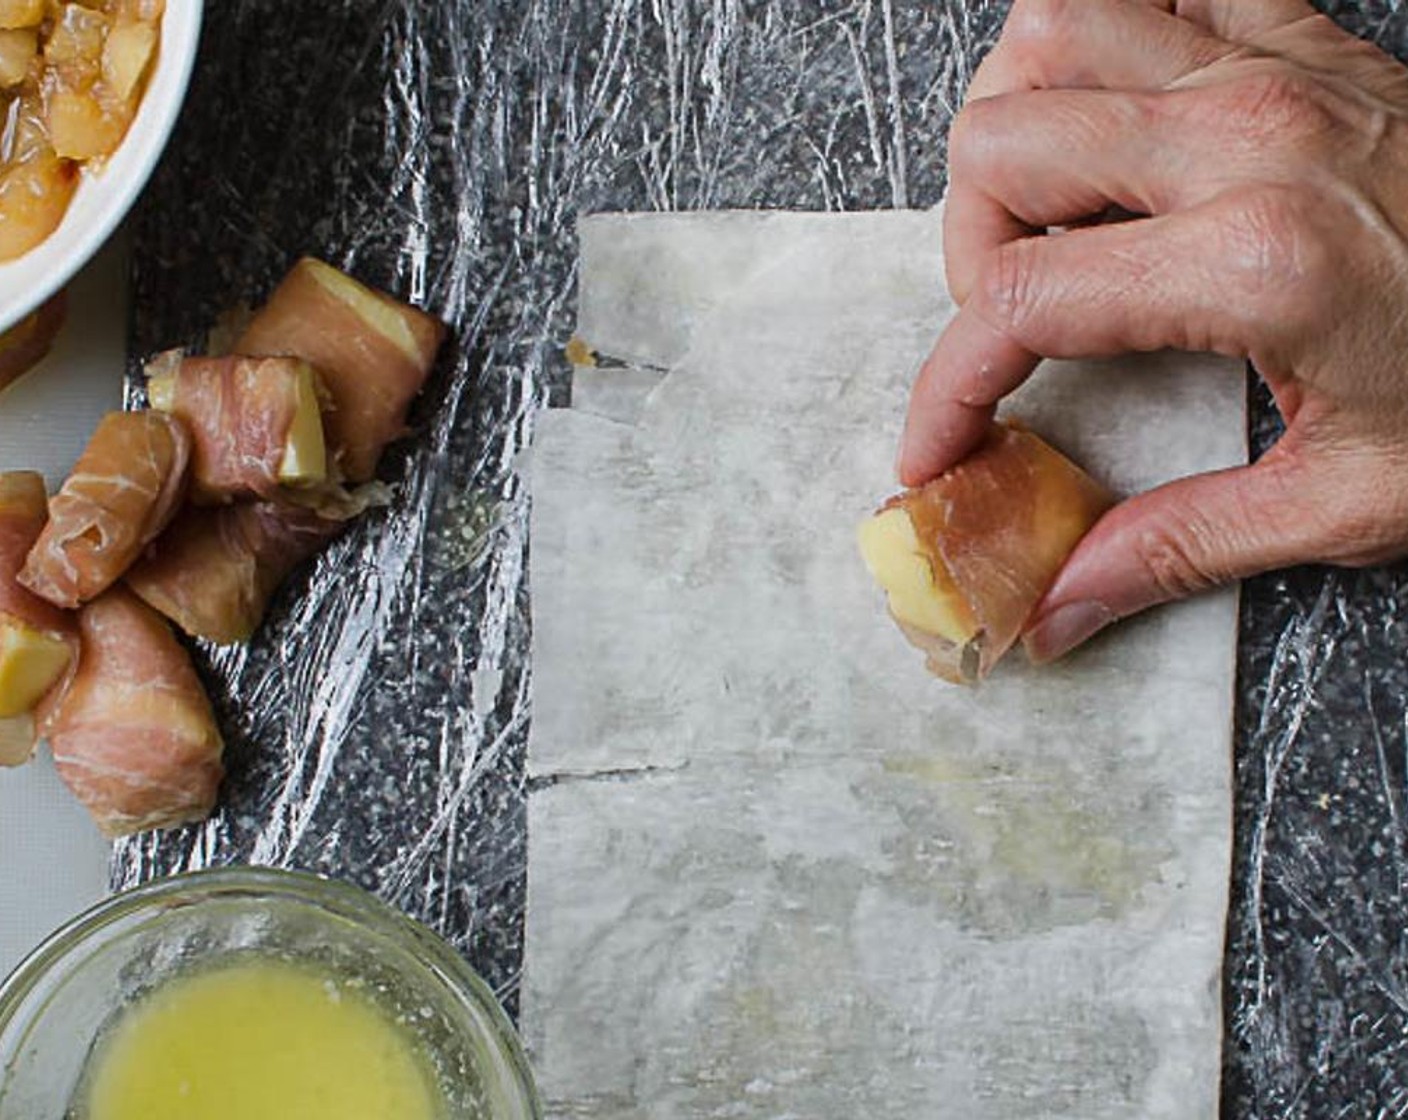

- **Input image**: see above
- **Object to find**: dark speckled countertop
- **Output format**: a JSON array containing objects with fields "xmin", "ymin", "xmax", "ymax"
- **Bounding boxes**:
[{"xmin": 115, "ymin": 2, "xmax": 1408, "ymax": 1114}]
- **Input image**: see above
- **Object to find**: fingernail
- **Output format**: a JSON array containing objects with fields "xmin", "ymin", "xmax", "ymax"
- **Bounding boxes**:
[{"xmin": 1025, "ymin": 601, "xmax": 1117, "ymax": 664}]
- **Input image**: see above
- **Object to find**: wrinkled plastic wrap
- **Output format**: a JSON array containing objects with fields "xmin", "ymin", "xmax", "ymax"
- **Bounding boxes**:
[{"xmin": 113, "ymin": 0, "xmax": 1408, "ymax": 1113}]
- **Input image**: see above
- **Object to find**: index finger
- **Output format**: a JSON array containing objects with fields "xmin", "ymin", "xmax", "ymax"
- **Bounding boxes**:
[
  {"xmin": 967, "ymin": 0, "xmax": 1231, "ymax": 101},
  {"xmin": 901, "ymin": 198, "xmax": 1282, "ymax": 485}
]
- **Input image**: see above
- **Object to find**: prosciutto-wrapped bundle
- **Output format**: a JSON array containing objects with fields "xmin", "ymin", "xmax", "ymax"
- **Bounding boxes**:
[
  {"xmin": 19, "ymin": 410, "xmax": 191, "ymax": 609},
  {"xmin": 40, "ymin": 588, "xmax": 224, "ymax": 836},
  {"xmin": 0, "ymin": 472, "xmax": 77, "ymax": 764},
  {"xmin": 236, "ymin": 258, "xmax": 446, "ymax": 482},
  {"xmin": 147, "ymin": 354, "xmax": 329, "ymax": 503},
  {"xmin": 125, "ymin": 501, "xmax": 343, "ymax": 644},
  {"xmin": 0, "ymin": 290, "xmax": 66, "ymax": 394},
  {"xmin": 857, "ymin": 422, "xmax": 1114, "ymax": 683}
]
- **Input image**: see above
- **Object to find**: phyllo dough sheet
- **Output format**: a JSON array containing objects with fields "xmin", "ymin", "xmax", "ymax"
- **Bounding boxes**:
[{"xmin": 525, "ymin": 211, "xmax": 1244, "ymax": 1119}]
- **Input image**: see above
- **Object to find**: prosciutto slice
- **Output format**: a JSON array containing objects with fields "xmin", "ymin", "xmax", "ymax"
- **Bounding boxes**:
[
  {"xmin": 885, "ymin": 422, "xmax": 1114, "ymax": 682},
  {"xmin": 19, "ymin": 411, "xmax": 192, "ymax": 609},
  {"xmin": 0, "ymin": 472, "xmax": 73, "ymax": 637},
  {"xmin": 149, "ymin": 354, "xmax": 327, "ymax": 503},
  {"xmin": 236, "ymin": 258, "xmax": 445, "ymax": 482},
  {"xmin": 40, "ymin": 588, "xmax": 224, "ymax": 836},
  {"xmin": 125, "ymin": 501, "xmax": 343, "ymax": 644}
]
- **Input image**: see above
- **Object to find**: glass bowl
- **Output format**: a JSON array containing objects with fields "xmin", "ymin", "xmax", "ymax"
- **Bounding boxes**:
[{"xmin": 0, "ymin": 866, "xmax": 540, "ymax": 1119}]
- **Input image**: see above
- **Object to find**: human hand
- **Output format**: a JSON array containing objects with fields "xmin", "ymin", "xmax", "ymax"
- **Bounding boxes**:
[{"xmin": 899, "ymin": 0, "xmax": 1408, "ymax": 662}]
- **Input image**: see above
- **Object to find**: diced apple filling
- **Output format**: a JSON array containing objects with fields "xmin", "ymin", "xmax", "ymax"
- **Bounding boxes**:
[
  {"xmin": 101, "ymin": 16, "xmax": 156, "ymax": 98},
  {"xmin": 0, "ymin": 0, "xmax": 42, "ymax": 31},
  {"xmin": 0, "ymin": 4, "xmax": 163, "ymax": 262},
  {"xmin": 109, "ymin": 0, "xmax": 164, "ymax": 20},
  {"xmin": 48, "ymin": 89, "xmax": 128, "ymax": 160},
  {"xmin": 0, "ymin": 27, "xmax": 35, "ymax": 86},
  {"xmin": 4, "ymin": 94, "xmax": 47, "ymax": 161},
  {"xmin": 0, "ymin": 152, "xmax": 78, "ymax": 260},
  {"xmin": 43, "ymin": 3, "xmax": 109, "ymax": 69}
]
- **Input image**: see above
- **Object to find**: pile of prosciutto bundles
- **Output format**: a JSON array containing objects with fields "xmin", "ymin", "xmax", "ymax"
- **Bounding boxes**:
[{"xmin": 0, "ymin": 259, "xmax": 445, "ymax": 836}]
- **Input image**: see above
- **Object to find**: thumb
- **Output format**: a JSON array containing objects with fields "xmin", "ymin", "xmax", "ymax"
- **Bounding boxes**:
[{"xmin": 1023, "ymin": 452, "xmax": 1326, "ymax": 663}]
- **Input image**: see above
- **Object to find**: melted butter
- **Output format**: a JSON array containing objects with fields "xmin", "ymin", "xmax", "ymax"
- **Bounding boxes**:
[{"xmin": 81, "ymin": 958, "xmax": 444, "ymax": 1120}]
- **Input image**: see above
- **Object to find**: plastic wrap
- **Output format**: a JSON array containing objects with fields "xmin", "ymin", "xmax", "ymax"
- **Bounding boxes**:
[{"xmin": 112, "ymin": 0, "xmax": 1408, "ymax": 1112}]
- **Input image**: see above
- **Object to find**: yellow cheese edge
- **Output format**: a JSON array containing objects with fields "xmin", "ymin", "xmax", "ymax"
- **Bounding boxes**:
[
  {"xmin": 278, "ymin": 362, "xmax": 329, "ymax": 485},
  {"xmin": 0, "ymin": 618, "xmax": 71, "ymax": 719},
  {"xmin": 146, "ymin": 372, "xmax": 175, "ymax": 412},
  {"xmin": 0, "ymin": 713, "xmax": 34, "ymax": 767},
  {"xmin": 856, "ymin": 508, "xmax": 978, "ymax": 647},
  {"xmin": 304, "ymin": 259, "xmax": 424, "ymax": 366}
]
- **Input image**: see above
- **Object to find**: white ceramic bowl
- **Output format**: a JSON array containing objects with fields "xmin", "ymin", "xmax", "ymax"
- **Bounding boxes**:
[{"xmin": 0, "ymin": 1, "xmax": 203, "ymax": 333}]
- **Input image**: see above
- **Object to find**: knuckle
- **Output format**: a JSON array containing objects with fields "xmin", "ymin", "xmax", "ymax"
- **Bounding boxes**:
[
  {"xmin": 1214, "ymin": 69, "xmax": 1336, "ymax": 151},
  {"xmin": 1221, "ymin": 186, "xmax": 1331, "ymax": 306},
  {"xmin": 1005, "ymin": 0, "xmax": 1075, "ymax": 49},
  {"xmin": 975, "ymin": 240, "xmax": 1041, "ymax": 334},
  {"xmin": 1132, "ymin": 520, "xmax": 1225, "ymax": 602},
  {"xmin": 1008, "ymin": 0, "xmax": 1070, "ymax": 45},
  {"xmin": 948, "ymin": 100, "xmax": 999, "ymax": 176},
  {"xmin": 1000, "ymin": 0, "xmax": 1078, "ymax": 79}
]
